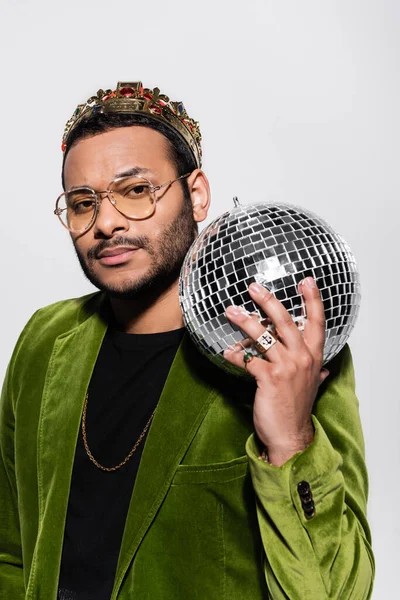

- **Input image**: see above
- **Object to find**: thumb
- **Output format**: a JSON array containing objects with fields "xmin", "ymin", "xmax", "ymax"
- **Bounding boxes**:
[{"xmin": 319, "ymin": 368, "xmax": 330, "ymax": 386}]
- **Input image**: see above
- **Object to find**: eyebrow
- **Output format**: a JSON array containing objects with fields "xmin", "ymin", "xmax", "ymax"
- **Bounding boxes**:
[
  {"xmin": 68, "ymin": 167, "xmax": 154, "ymax": 192},
  {"xmin": 114, "ymin": 166, "xmax": 153, "ymax": 178}
]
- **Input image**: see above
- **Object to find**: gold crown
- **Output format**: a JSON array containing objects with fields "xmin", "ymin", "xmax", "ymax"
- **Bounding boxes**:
[{"xmin": 62, "ymin": 81, "xmax": 202, "ymax": 167}]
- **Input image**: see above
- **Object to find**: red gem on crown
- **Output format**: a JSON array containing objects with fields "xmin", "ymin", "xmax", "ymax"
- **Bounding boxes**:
[
  {"xmin": 102, "ymin": 92, "xmax": 116, "ymax": 102},
  {"xmin": 150, "ymin": 105, "xmax": 162, "ymax": 115},
  {"xmin": 119, "ymin": 87, "xmax": 136, "ymax": 97}
]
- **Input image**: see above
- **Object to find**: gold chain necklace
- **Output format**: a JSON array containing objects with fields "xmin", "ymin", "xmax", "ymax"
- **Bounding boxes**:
[{"xmin": 81, "ymin": 393, "xmax": 157, "ymax": 472}]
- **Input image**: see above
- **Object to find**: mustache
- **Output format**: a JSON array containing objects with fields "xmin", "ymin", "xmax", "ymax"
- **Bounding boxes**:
[{"xmin": 87, "ymin": 235, "xmax": 153, "ymax": 260}]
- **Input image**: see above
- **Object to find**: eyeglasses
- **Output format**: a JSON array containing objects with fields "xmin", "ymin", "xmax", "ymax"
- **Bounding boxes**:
[{"xmin": 54, "ymin": 172, "xmax": 191, "ymax": 233}]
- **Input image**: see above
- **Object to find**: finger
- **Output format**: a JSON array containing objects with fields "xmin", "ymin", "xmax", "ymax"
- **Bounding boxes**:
[
  {"xmin": 225, "ymin": 305, "xmax": 281, "ymax": 361},
  {"xmin": 258, "ymin": 316, "xmax": 273, "ymax": 328},
  {"xmin": 248, "ymin": 282, "xmax": 303, "ymax": 350},
  {"xmin": 228, "ymin": 338, "xmax": 253, "ymax": 351},
  {"xmin": 319, "ymin": 368, "xmax": 330, "ymax": 385},
  {"xmin": 223, "ymin": 346, "xmax": 267, "ymax": 380},
  {"xmin": 299, "ymin": 278, "xmax": 325, "ymax": 359},
  {"xmin": 224, "ymin": 343, "xmax": 246, "ymax": 363}
]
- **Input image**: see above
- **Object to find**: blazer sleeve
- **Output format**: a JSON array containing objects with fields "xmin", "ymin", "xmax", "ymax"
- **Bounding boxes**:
[
  {"xmin": 0, "ymin": 313, "xmax": 40, "ymax": 600},
  {"xmin": 245, "ymin": 344, "xmax": 375, "ymax": 600},
  {"xmin": 0, "ymin": 366, "xmax": 25, "ymax": 599}
]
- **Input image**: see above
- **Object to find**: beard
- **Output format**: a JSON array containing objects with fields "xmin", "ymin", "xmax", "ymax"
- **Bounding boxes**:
[{"xmin": 73, "ymin": 198, "xmax": 198, "ymax": 300}]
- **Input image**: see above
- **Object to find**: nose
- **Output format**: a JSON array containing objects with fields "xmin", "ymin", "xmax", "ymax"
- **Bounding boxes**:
[{"xmin": 93, "ymin": 193, "xmax": 130, "ymax": 238}]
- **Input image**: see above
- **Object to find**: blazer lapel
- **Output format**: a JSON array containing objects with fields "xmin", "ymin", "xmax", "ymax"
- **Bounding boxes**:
[
  {"xmin": 29, "ymin": 301, "xmax": 220, "ymax": 600},
  {"xmin": 30, "ymin": 306, "xmax": 107, "ymax": 599},
  {"xmin": 112, "ymin": 336, "xmax": 220, "ymax": 598}
]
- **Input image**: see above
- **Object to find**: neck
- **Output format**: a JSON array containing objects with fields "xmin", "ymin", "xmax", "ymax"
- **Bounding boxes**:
[{"xmin": 109, "ymin": 278, "xmax": 184, "ymax": 334}]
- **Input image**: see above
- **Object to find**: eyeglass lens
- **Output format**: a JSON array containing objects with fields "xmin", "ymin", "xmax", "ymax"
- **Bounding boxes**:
[{"xmin": 56, "ymin": 177, "xmax": 156, "ymax": 232}]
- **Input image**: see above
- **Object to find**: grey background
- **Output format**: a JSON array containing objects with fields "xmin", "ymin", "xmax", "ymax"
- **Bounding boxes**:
[{"xmin": 0, "ymin": 0, "xmax": 398, "ymax": 596}]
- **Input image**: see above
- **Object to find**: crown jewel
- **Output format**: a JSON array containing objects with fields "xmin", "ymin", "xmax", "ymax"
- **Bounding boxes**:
[{"xmin": 62, "ymin": 81, "xmax": 202, "ymax": 167}]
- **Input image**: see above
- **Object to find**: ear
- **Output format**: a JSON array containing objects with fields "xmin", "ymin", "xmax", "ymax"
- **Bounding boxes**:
[{"xmin": 187, "ymin": 169, "xmax": 211, "ymax": 223}]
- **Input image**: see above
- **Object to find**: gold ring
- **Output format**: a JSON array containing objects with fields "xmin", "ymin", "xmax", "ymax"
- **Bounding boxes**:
[
  {"xmin": 243, "ymin": 352, "xmax": 255, "ymax": 370},
  {"xmin": 253, "ymin": 330, "xmax": 277, "ymax": 355}
]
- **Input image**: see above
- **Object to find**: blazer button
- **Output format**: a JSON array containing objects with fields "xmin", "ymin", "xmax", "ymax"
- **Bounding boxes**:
[
  {"xmin": 301, "ymin": 500, "xmax": 314, "ymax": 512},
  {"xmin": 297, "ymin": 481, "xmax": 310, "ymax": 496},
  {"xmin": 297, "ymin": 481, "xmax": 316, "ymax": 519},
  {"xmin": 304, "ymin": 506, "xmax": 316, "ymax": 520},
  {"xmin": 300, "ymin": 491, "xmax": 312, "ymax": 504}
]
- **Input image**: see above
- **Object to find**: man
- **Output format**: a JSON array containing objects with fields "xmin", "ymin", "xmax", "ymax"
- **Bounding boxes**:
[{"xmin": 0, "ymin": 81, "xmax": 374, "ymax": 600}]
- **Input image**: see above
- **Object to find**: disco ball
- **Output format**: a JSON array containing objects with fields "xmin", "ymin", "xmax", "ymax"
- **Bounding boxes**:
[{"xmin": 179, "ymin": 200, "xmax": 361, "ymax": 376}]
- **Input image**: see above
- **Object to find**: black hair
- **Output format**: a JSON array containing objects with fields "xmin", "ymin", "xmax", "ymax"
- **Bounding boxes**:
[{"xmin": 61, "ymin": 112, "xmax": 197, "ymax": 196}]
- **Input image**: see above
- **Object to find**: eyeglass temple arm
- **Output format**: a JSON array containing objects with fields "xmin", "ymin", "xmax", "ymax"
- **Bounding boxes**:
[{"xmin": 151, "ymin": 172, "xmax": 191, "ymax": 193}]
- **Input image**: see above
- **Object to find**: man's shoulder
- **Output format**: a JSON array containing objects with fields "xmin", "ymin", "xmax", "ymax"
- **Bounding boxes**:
[
  {"xmin": 3, "ymin": 292, "xmax": 106, "ymax": 396},
  {"xmin": 30, "ymin": 291, "xmax": 103, "ymax": 331},
  {"xmin": 15, "ymin": 291, "xmax": 105, "ymax": 355}
]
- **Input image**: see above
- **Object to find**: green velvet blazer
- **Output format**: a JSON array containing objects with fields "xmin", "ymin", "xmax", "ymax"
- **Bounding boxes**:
[{"xmin": 0, "ymin": 293, "xmax": 374, "ymax": 599}]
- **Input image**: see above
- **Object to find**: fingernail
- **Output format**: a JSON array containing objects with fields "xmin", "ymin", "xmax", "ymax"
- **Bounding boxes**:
[
  {"xmin": 226, "ymin": 306, "xmax": 240, "ymax": 317},
  {"xmin": 320, "ymin": 368, "xmax": 330, "ymax": 383},
  {"xmin": 250, "ymin": 282, "xmax": 270, "ymax": 295},
  {"xmin": 227, "ymin": 343, "xmax": 241, "ymax": 352},
  {"xmin": 226, "ymin": 305, "xmax": 249, "ymax": 318},
  {"xmin": 304, "ymin": 277, "xmax": 316, "ymax": 289}
]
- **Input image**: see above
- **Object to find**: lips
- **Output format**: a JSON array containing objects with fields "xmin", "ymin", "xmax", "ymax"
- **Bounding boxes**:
[{"xmin": 96, "ymin": 246, "xmax": 140, "ymax": 266}]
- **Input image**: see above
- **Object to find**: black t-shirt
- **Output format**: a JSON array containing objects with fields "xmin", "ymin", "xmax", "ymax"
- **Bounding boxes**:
[{"xmin": 58, "ymin": 326, "xmax": 185, "ymax": 600}]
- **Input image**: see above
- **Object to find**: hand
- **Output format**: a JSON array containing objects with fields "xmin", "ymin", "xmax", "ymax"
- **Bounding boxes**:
[{"xmin": 223, "ymin": 278, "xmax": 329, "ymax": 466}]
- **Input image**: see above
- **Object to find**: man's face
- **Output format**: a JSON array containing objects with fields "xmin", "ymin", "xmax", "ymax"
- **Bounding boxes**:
[{"xmin": 63, "ymin": 126, "xmax": 198, "ymax": 299}]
